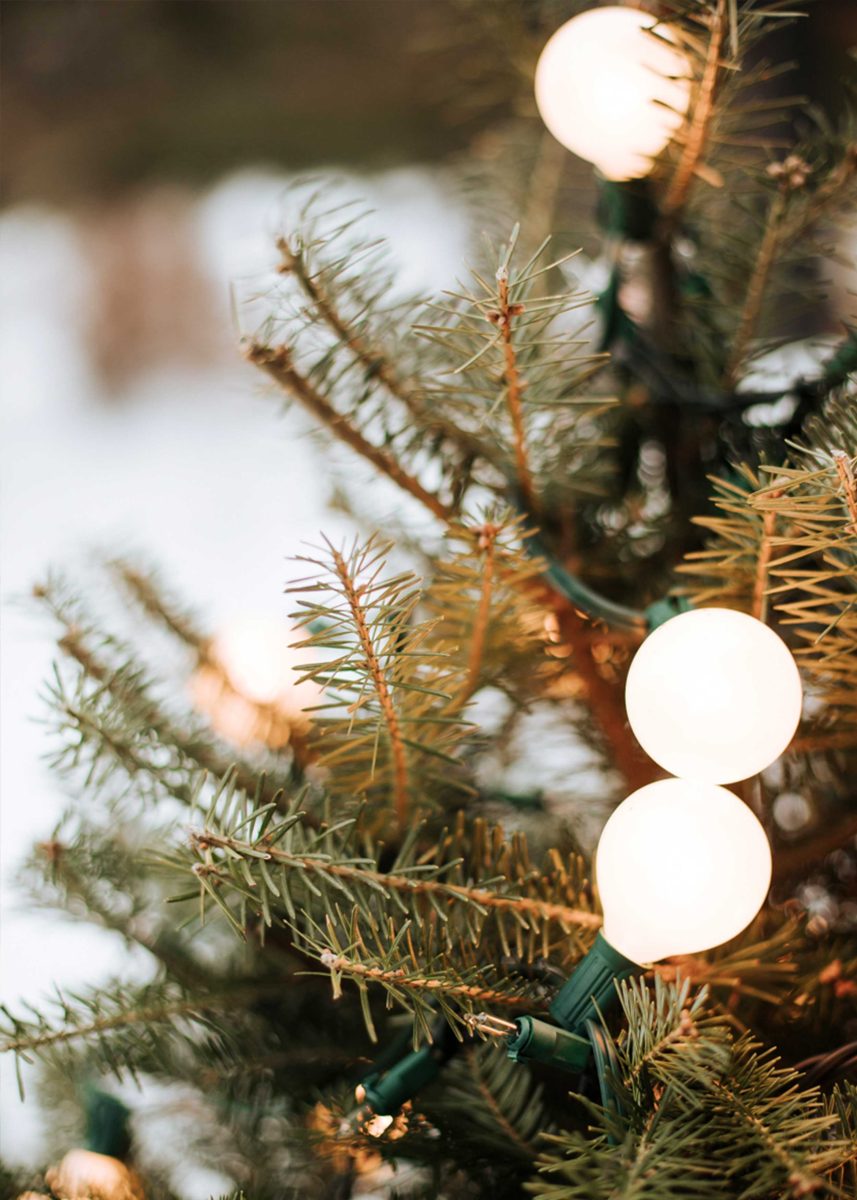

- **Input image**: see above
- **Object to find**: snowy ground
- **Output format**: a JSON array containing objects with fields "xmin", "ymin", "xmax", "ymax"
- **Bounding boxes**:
[{"xmin": 0, "ymin": 167, "xmax": 468, "ymax": 1176}]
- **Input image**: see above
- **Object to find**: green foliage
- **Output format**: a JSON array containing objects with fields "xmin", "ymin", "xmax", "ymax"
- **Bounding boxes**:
[
  {"xmin": 0, "ymin": 980, "xmax": 230, "ymax": 1094},
  {"xmin": 6, "ymin": 3, "xmax": 857, "ymax": 1194},
  {"xmin": 529, "ymin": 978, "xmax": 855, "ymax": 1200},
  {"xmin": 288, "ymin": 533, "xmax": 472, "ymax": 822},
  {"xmin": 679, "ymin": 394, "xmax": 857, "ymax": 749}
]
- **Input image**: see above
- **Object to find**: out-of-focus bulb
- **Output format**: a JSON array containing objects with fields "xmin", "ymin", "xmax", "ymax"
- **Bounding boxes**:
[
  {"xmin": 191, "ymin": 614, "xmax": 321, "ymax": 748},
  {"xmin": 534, "ymin": 7, "xmax": 691, "ymax": 181},
  {"xmin": 625, "ymin": 607, "xmax": 802, "ymax": 784},
  {"xmin": 212, "ymin": 615, "xmax": 319, "ymax": 713},
  {"xmin": 596, "ymin": 778, "xmax": 772, "ymax": 964}
]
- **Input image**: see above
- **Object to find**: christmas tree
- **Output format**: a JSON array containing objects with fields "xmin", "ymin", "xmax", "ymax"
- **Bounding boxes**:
[{"xmin": 3, "ymin": 2, "xmax": 857, "ymax": 1197}]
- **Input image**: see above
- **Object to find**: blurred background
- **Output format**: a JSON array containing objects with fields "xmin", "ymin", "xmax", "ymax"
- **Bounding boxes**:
[{"xmin": 2, "ymin": 0, "xmax": 855, "ymax": 1178}]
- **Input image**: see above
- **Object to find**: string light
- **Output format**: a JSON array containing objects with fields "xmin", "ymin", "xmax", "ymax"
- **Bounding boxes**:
[
  {"xmin": 534, "ymin": 7, "xmax": 691, "ymax": 181},
  {"xmin": 596, "ymin": 777, "xmax": 772, "ymax": 964},
  {"xmin": 625, "ymin": 607, "xmax": 803, "ymax": 784},
  {"xmin": 190, "ymin": 614, "xmax": 321, "ymax": 748}
]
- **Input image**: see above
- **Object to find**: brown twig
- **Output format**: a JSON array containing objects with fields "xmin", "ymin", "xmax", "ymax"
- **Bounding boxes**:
[
  {"xmin": 725, "ymin": 189, "xmax": 788, "ymax": 386},
  {"xmin": 663, "ymin": 0, "xmax": 728, "ymax": 222},
  {"xmin": 461, "ymin": 524, "xmax": 497, "ymax": 705},
  {"xmin": 751, "ymin": 490, "xmax": 784, "ymax": 624},
  {"xmin": 833, "ymin": 451, "xmax": 857, "ymax": 536},
  {"xmin": 319, "ymin": 951, "xmax": 536, "ymax": 1009},
  {"xmin": 773, "ymin": 814, "xmax": 857, "ymax": 881},
  {"xmin": 551, "ymin": 600, "xmax": 656, "ymax": 792},
  {"xmin": 245, "ymin": 341, "xmax": 454, "ymax": 524},
  {"xmin": 329, "ymin": 544, "xmax": 410, "ymax": 828},
  {"xmin": 495, "ymin": 270, "xmax": 537, "ymax": 515}
]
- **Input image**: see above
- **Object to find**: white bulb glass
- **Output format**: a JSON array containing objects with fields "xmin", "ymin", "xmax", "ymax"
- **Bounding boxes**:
[
  {"xmin": 212, "ymin": 615, "xmax": 321, "ymax": 717},
  {"xmin": 625, "ymin": 608, "xmax": 802, "ymax": 784},
  {"xmin": 597, "ymin": 778, "xmax": 772, "ymax": 963},
  {"xmin": 534, "ymin": 7, "xmax": 691, "ymax": 181}
]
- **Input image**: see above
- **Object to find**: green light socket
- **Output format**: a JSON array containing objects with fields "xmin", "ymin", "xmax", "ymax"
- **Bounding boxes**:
[
  {"xmin": 549, "ymin": 931, "xmax": 642, "ymax": 1035},
  {"xmin": 506, "ymin": 1016, "xmax": 591, "ymax": 1072},
  {"xmin": 362, "ymin": 1044, "xmax": 444, "ymax": 1115}
]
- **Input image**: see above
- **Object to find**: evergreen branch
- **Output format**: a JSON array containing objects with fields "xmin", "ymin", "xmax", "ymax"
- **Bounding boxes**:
[
  {"xmin": 426, "ymin": 514, "xmax": 560, "ymax": 709},
  {"xmin": 725, "ymin": 185, "xmax": 789, "ymax": 386},
  {"xmin": 705, "ymin": 1042, "xmax": 845, "ymax": 1196},
  {"xmin": 108, "ymin": 557, "xmax": 209, "ymax": 654},
  {"xmin": 26, "ymin": 823, "xmax": 208, "ymax": 990},
  {"xmin": 318, "ymin": 949, "xmax": 535, "ymax": 1015},
  {"xmin": 188, "ymin": 827, "xmax": 601, "ymax": 932},
  {"xmin": 833, "ymin": 450, "xmax": 857, "ymax": 536},
  {"xmin": 287, "ymin": 534, "xmax": 470, "ymax": 817},
  {"xmin": 329, "ymin": 539, "xmax": 409, "ymax": 826},
  {"xmin": 751, "ymin": 490, "xmax": 782, "ymax": 623},
  {"xmin": 245, "ymin": 341, "xmax": 454, "ymax": 523},
  {"xmin": 663, "ymin": 0, "xmax": 728, "ymax": 221},
  {"xmin": 277, "ymin": 233, "xmax": 501, "ymax": 473},
  {"xmin": 56, "ymin": 623, "xmax": 288, "ymax": 808},
  {"xmin": 422, "ymin": 1041, "xmax": 553, "ymax": 1165},
  {"xmin": 298, "ymin": 907, "xmax": 542, "ymax": 1041},
  {"xmin": 465, "ymin": 1045, "xmax": 541, "ymax": 1158},
  {"xmin": 495, "ymin": 253, "xmax": 537, "ymax": 513},
  {"xmin": 462, "ymin": 522, "xmax": 497, "ymax": 702},
  {"xmin": 0, "ymin": 990, "xmax": 211, "ymax": 1057},
  {"xmin": 0, "ymin": 978, "xmax": 263, "ymax": 1095}
]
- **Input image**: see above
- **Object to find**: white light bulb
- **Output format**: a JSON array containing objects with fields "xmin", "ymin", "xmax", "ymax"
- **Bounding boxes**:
[
  {"xmin": 597, "ymin": 778, "xmax": 772, "ymax": 963},
  {"xmin": 212, "ymin": 615, "xmax": 320, "ymax": 716},
  {"xmin": 534, "ymin": 7, "xmax": 691, "ymax": 181},
  {"xmin": 625, "ymin": 608, "xmax": 802, "ymax": 784}
]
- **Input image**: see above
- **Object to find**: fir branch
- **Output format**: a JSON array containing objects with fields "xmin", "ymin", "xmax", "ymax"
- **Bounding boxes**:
[
  {"xmin": 833, "ymin": 450, "xmax": 857, "ymax": 536},
  {"xmin": 495, "ymin": 251, "xmax": 537, "ymax": 514},
  {"xmin": 37, "ymin": 579, "xmax": 294, "ymax": 808},
  {"xmin": 464, "ymin": 521, "xmax": 498, "ymax": 701},
  {"xmin": 296, "ymin": 905, "xmax": 541, "ymax": 1042},
  {"xmin": 725, "ymin": 185, "xmax": 789, "ymax": 386},
  {"xmin": 187, "ymin": 827, "xmax": 601, "ymax": 933},
  {"xmin": 287, "ymin": 534, "xmax": 470, "ymax": 820},
  {"xmin": 318, "ymin": 947, "xmax": 534, "ymax": 1019},
  {"xmin": 0, "ymin": 980, "xmax": 247, "ymax": 1092},
  {"xmin": 751, "ymin": 491, "xmax": 783, "ymax": 623},
  {"xmin": 245, "ymin": 340, "xmax": 454, "ymax": 524},
  {"xmin": 108, "ymin": 557, "xmax": 209, "ymax": 655},
  {"xmin": 276, "ymin": 232, "xmax": 502, "ymax": 474},
  {"xmin": 25, "ymin": 822, "xmax": 208, "ymax": 990},
  {"xmin": 330, "ymin": 539, "xmax": 409, "ymax": 826}
]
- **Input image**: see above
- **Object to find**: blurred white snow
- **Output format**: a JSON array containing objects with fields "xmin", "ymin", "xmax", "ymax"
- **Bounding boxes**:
[{"xmin": 0, "ymin": 167, "xmax": 467, "ymax": 1170}]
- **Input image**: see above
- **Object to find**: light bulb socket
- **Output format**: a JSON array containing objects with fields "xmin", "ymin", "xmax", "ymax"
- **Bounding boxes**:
[
  {"xmin": 361, "ymin": 1018, "xmax": 461, "ymax": 1116},
  {"xmin": 596, "ymin": 178, "xmax": 659, "ymax": 242},
  {"xmin": 506, "ymin": 1015, "xmax": 591, "ymax": 1073},
  {"xmin": 548, "ymin": 932, "xmax": 642, "ymax": 1035}
]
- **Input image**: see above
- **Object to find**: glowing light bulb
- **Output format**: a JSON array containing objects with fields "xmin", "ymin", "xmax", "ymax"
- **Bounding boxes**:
[
  {"xmin": 596, "ymin": 777, "xmax": 772, "ymax": 964},
  {"xmin": 212, "ymin": 615, "xmax": 319, "ymax": 714},
  {"xmin": 625, "ymin": 607, "xmax": 802, "ymax": 784},
  {"xmin": 191, "ymin": 615, "xmax": 321, "ymax": 748},
  {"xmin": 534, "ymin": 7, "xmax": 691, "ymax": 181}
]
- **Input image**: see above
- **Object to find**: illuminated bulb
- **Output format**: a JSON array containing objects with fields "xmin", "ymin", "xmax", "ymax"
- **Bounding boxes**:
[
  {"xmin": 625, "ymin": 608, "xmax": 802, "ymax": 784},
  {"xmin": 534, "ymin": 7, "xmax": 691, "ymax": 181},
  {"xmin": 191, "ymin": 615, "xmax": 321, "ymax": 748},
  {"xmin": 212, "ymin": 615, "xmax": 319, "ymax": 714},
  {"xmin": 597, "ymin": 777, "xmax": 772, "ymax": 964},
  {"xmin": 44, "ymin": 1150, "xmax": 145, "ymax": 1200}
]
